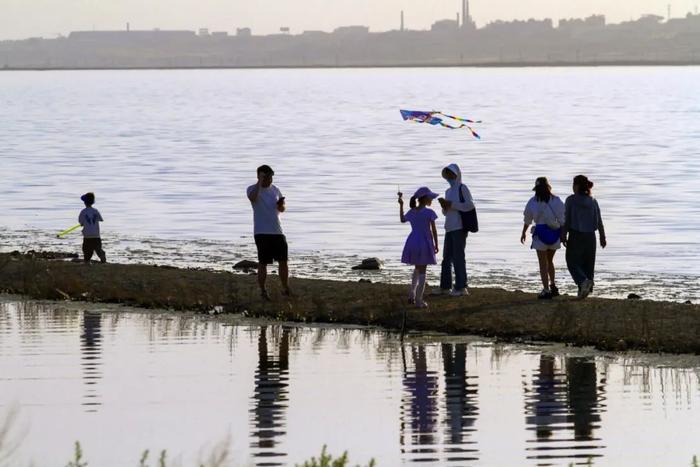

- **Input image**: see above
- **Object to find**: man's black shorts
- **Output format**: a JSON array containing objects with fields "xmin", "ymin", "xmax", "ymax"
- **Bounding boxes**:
[{"xmin": 254, "ymin": 234, "xmax": 288, "ymax": 265}]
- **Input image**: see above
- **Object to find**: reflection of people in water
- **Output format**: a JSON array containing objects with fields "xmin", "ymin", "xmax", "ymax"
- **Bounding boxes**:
[
  {"xmin": 402, "ymin": 345, "xmax": 439, "ymax": 449},
  {"xmin": 441, "ymin": 343, "xmax": 478, "ymax": 447},
  {"xmin": 525, "ymin": 355, "xmax": 605, "ymax": 463},
  {"xmin": 80, "ymin": 311, "xmax": 102, "ymax": 411},
  {"xmin": 250, "ymin": 326, "xmax": 290, "ymax": 463},
  {"xmin": 525, "ymin": 355, "xmax": 568, "ymax": 440},
  {"xmin": 566, "ymin": 357, "xmax": 601, "ymax": 440}
]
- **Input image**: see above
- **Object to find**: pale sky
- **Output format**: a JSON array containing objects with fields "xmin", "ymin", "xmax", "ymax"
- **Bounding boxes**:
[{"xmin": 0, "ymin": 0, "xmax": 694, "ymax": 40}]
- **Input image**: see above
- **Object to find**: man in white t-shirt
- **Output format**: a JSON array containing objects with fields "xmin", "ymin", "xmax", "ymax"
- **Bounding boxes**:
[{"xmin": 246, "ymin": 165, "xmax": 290, "ymax": 300}]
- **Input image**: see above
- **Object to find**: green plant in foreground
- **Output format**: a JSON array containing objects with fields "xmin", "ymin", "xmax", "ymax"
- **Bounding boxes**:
[
  {"xmin": 65, "ymin": 441, "xmax": 88, "ymax": 467},
  {"xmin": 295, "ymin": 445, "xmax": 376, "ymax": 467},
  {"xmin": 138, "ymin": 449, "xmax": 167, "ymax": 467},
  {"xmin": 692, "ymin": 455, "xmax": 699, "ymax": 467}
]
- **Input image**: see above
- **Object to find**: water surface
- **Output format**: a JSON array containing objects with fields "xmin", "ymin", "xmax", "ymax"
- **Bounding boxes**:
[
  {"xmin": 1, "ymin": 67, "xmax": 700, "ymax": 301},
  {"xmin": 1, "ymin": 299, "xmax": 699, "ymax": 466}
]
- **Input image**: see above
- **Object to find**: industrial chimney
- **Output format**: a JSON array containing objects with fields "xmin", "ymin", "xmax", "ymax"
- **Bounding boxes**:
[{"xmin": 462, "ymin": 0, "xmax": 471, "ymax": 27}]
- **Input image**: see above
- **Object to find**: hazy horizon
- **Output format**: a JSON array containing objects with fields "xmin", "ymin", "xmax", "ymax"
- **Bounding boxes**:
[{"xmin": 0, "ymin": 0, "xmax": 694, "ymax": 40}]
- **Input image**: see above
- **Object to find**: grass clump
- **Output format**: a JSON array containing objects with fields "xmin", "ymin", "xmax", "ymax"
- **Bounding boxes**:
[
  {"xmin": 65, "ymin": 441, "xmax": 88, "ymax": 467},
  {"xmin": 295, "ymin": 445, "xmax": 376, "ymax": 467}
]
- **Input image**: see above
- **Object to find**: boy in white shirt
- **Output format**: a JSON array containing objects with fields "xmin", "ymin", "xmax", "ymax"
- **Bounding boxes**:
[{"xmin": 79, "ymin": 192, "xmax": 106, "ymax": 264}]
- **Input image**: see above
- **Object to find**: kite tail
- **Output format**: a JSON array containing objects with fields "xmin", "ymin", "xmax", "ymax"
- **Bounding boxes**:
[
  {"xmin": 466, "ymin": 126, "xmax": 481, "ymax": 139},
  {"xmin": 438, "ymin": 112, "xmax": 482, "ymax": 124},
  {"xmin": 437, "ymin": 121, "xmax": 481, "ymax": 138}
]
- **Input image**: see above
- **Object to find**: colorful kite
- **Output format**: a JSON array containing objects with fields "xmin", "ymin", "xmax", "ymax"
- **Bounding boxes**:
[{"xmin": 400, "ymin": 110, "xmax": 481, "ymax": 139}]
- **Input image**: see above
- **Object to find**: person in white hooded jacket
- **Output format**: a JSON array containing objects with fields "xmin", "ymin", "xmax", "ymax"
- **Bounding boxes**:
[{"xmin": 435, "ymin": 163, "xmax": 475, "ymax": 296}]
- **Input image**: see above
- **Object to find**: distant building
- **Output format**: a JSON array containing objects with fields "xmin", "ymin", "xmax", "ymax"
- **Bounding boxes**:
[
  {"xmin": 302, "ymin": 30, "xmax": 327, "ymax": 37},
  {"xmin": 280, "ymin": 27, "xmax": 290, "ymax": 34},
  {"xmin": 431, "ymin": 19, "xmax": 459, "ymax": 33},
  {"xmin": 666, "ymin": 13, "xmax": 700, "ymax": 33},
  {"xmin": 558, "ymin": 15, "xmax": 605, "ymax": 34},
  {"xmin": 198, "ymin": 28, "xmax": 210, "ymax": 36},
  {"xmin": 68, "ymin": 30, "xmax": 196, "ymax": 41},
  {"xmin": 211, "ymin": 31, "xmax": 228, "ymax": 38},
  {"xmin": 333, "ymin": 26, "xmax": 369, "ymax": 35},
  {"xmin": 483, "ymin": 18, "xmax": 553, "ymax": 35},
  {"xmin": 236, "ymin": 27, "xmax": 252, "ymax": 37}
]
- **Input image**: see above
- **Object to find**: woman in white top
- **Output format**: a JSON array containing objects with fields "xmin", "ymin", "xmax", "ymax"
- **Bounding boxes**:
[{"xmin": 520, "ymin": 177, "xmax": 566, "ymax": 299}]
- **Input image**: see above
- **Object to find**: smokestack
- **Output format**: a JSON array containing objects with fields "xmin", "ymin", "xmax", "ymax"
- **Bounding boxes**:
[
  {"xmin": 456, "ymin": 12, "xmax": 460, "ymax": 25},
  {"xmin": 462, "ymin": 0, "xmax": 471, "ymax": 27},
  {"xmin": 401, "ymin": 10, "xmax": 404, "ymax": 31},
  {"xmin": 126, "ymin": 22, "xmax": 130, "ymax": 32}
]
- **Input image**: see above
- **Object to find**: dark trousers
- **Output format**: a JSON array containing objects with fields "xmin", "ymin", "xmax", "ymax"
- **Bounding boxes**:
[
  {"xmin": 440, "ymin": 230, "xmax": 468, "ymax": 290},
  {"xmin": 83, "ymin": 238, "xmax": 106, "ymax": 263},
  {"xmin": 565, "ymin": 231, "xmax": 596, "ymax": 286}
]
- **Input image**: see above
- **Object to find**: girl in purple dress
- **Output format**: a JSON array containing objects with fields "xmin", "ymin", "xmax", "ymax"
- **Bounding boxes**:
[{"xmin": 399, "ymin": 186, "xmax": 440, "ymax": 308}]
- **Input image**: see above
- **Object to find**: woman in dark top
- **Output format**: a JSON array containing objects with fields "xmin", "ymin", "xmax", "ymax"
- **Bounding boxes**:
[{"xmin": 561, "ymin": 175, "xmax": 607, "ymax": 299}]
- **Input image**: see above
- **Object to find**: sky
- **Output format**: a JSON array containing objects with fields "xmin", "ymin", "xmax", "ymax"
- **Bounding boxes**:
[{"xmin": 0, "ymin": 0, "xmax": 696, "ymax": 40}]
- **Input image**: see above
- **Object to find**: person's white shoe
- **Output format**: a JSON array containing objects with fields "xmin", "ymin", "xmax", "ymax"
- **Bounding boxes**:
[
  {"xmin": 415, "ymin": 300, "xmax": 429, "ymax": 308},
  {"xmin": 579, "ymin": 279, "xmax": 593, "ymax": 299},
  {"xmin": 430, "ymin": 288, "xmax": 450, "ymax": 296},
  {"xmin": 449, "ymin": 288, "xmax": 469, "ymax": 297}
]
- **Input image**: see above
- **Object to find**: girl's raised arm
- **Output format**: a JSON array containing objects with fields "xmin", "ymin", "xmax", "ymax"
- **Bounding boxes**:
[{"xmin": 398, "ymin": 193, "xmax": 406, "ymax": 223}]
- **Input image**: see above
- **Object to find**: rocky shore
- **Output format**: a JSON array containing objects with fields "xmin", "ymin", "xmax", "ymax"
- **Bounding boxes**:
[{"xmin": 1, "ymin": 251, "xmax": 698, "ymax": 354}]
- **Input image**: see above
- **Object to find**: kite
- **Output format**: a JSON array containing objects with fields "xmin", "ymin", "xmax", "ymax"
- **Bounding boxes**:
[{"xmin": 400, "ymin": 110, "xmax": 481, "ymax": 139}]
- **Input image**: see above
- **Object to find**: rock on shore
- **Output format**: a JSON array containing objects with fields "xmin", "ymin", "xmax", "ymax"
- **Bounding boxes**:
[{"xmin": 1, "ymin": 251, "xmax": 699, "ymax": 354}]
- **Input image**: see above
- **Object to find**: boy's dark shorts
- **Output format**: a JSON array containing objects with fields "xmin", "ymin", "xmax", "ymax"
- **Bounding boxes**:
[
  {"xmin": 254, "ymin": 234, "xmax": 288, "ymax": 265},
  {"xmin": 82, "ymin": 237, "xmax": 106, "ymax": 263}
]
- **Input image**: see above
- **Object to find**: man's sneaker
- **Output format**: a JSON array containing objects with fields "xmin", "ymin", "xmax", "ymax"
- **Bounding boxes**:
[
  {"xmin": 449, "ymin": 288, "xmax": 469, "ymax": 297},
  {"xmin": 538, "ymin": 289, "xmax": 553, "ymax": 300},
  {"xmin": 549, "ymin": 284, "xmax": 560, "ymax": 297},
  {"xmin": 579, "ymin": 279, "xmax": 594, "ymax": 299},
  {"xmin": 415, "ymin": 300, "xmax": 429, "ymax": 308},
  {"xmin": 431, "ymin": 288, "xmax": 450, "ymax": 296}
]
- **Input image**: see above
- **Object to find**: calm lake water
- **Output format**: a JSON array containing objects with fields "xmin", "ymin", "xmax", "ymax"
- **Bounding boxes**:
[
  {"xmin": 1, "ymin": 299, "xmax": 700, "ymax": 466},
  {"xmin": 1, "ymin": 67, "xmax": 700, "ymax": 301}
]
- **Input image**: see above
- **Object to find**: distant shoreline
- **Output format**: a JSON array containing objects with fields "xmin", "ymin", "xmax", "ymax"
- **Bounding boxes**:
[{"xmin": 2, "ymin": 60, "xmax": 700, "ymax": 71}]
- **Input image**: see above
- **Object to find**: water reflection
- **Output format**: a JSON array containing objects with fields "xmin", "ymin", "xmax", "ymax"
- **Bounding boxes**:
[
  {"xmin": 80, "ymin": 311, "xmax": 102, "ymax": 413},
  {"xmin": 441, "ymin": 343, "xmax": 479, "ymax": 463},
  {"xmin": 400, "ymin": 344, "xmax": 479, "ymax": 465},
  {"xmin": 250, "ymin": 326, "xmax": 290, "ymax": 466},
  {"xmin": 2, "ymin": 300, "xmax": 700, "ymax": 466},
  {"xmin": 524, "ymin": 356, "xmax": 605, "ymax": 464},
  {"xmin": 567, "ymin": 357, "xmax": 604, "ymax": 442},
  {"xmin": 401, "ymin": 345, "xmax": 439, "ymax": 462}
]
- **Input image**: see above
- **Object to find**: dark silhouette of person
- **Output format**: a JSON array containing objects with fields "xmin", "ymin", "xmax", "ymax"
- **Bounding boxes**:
[
  {"xmin": 401, "ymin": 345, "xmax": 439, "ymax": 462},
  {"xmin": 566, "ymin": 357, "xmax": 602, "ymax": 440},
  {"xmin": 524, "ymin": 355, "xmax": 568, "ymax": 441},
  {"xmin": 441, "ymin": 343, "xmax": 479, "ymax": 462},
  {"xmin": 250, "ymin": 326, "xmax": 290, "ymax": 466}
]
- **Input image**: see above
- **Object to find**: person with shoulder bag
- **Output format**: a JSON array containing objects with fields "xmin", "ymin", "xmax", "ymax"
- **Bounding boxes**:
[
  {"xmin": 520, "ymin": 177, "xmax": 565, "ymax": 299},
  {"xmin": 435, "ymin": 163, "xmax": 478, "ymax": 297}
]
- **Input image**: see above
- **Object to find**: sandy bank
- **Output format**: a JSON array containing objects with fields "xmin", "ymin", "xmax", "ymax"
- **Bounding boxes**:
[{"xmin": 0, "ymin": 251, "xmax": 698, "ymax": 354}]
